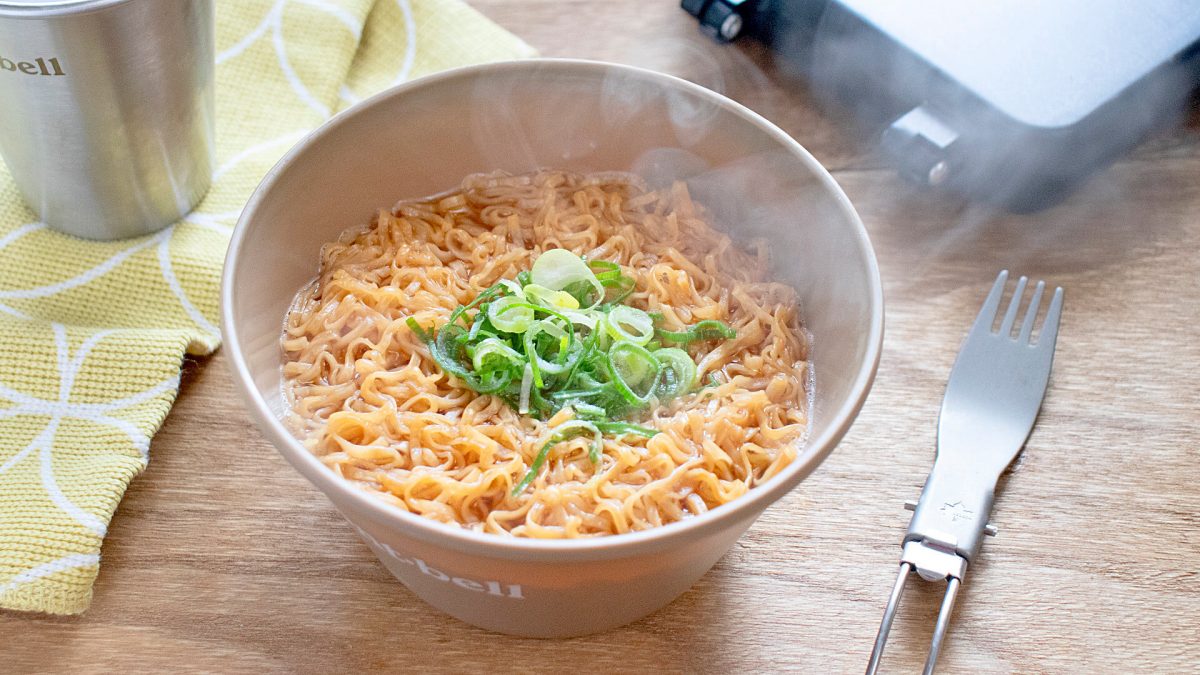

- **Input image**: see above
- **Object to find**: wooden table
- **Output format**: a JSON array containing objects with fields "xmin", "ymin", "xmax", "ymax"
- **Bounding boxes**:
[{"xmin": 5, "ymin": 3, "xmax": 1198, "ymax": 672}]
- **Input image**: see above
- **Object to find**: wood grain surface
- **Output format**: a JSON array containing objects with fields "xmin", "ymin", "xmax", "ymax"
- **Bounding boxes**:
[{"xmin": 4, "ymin": 2, "xmax": 1199, "ymax": 672}]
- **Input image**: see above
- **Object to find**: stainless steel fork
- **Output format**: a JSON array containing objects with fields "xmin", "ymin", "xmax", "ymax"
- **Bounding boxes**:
[{"xmin": 866, "ymin": 271, "xmax": 1063, "ymax": 675}]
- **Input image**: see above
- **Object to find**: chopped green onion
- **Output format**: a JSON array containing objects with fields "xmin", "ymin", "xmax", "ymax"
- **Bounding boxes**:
[
  {"xmin": 408, "ymin": 319, "xmax": 513, "ymax": 394},
  {"xmin": 522, "ymin": 318, "xmax": 581, "ymax": 387},
  {"xmin": 588, "ymin": 260, "xmax": 620, "ymax": 273},
  {"xmin": 590, "ymin": 261, "xmax": 637, "ymax": 305},
  {"xmin": 448, "ymin": 282, "xmax": 504, "ymax": 328},
  {"xmin": 466, "ymin": 308, "xmax": 489, "ymax": 341},
  {"xmin": 604, "ymin": 305, "xmax": 655, "ymax": 346},
  {"xmin": 498, "ymin": 279, "xmax": 525, "ymax": 296},
  {"xmin": 656, "ymin": 319, "xmax": 737, "ymax": 344},
  {"xmin": 572, "ymin": 402, "xmax": 607, "ymax": 419},
  {"xmin": 488, "ymin": 295, "xmax": 535, "ymax": 333},
  {"xmin": 519, "ymin": 362, "xmax": 533, "ymax": 414},
  {"xmin": 593, "ymin": 421, "xmax": 659, "ymax": 438},
  {"xmin": 417, "ymin": 249, "xmax": 738, "ymax": 491},
  {"xmin": 523, "ymin": 283, "xmax": 581, "ymax": 310},
  {"xmin": 406, "ymin": 316, "xmax": 432, "ymax": 342},
  {"xmin": 607, "ymin": 342, "xmax": 661, "ymax": 405},
  {"xmin": 514, "ymin": 420, "xmax": 602, "ymax": 494},
  {"xmin": 560, "ymin": 328, "xmax": 599, "ymax": 387},
  {"xmin": 531, "ymin": 248, "xmax": 605, "ymax": 309},
  {"xmin": 470, "ymin": 337, "xmax": 523, "ymax": 374},
  {"xmin": 561, "ymin": 309, "xmax": 600, "ymax": 330},
  {"xmin": 652, "ymin": 347, "xmax": 698, "ymax": 400}
]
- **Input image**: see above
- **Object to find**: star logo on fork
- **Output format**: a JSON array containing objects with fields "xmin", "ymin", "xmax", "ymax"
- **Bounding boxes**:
[{"xmin": 940, "ymin": 500, "xmax": 975, "ymax": 522}]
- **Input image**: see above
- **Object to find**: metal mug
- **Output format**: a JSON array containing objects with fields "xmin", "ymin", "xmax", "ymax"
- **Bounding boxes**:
[{"xmin": 0, "ymin": 0, "xmax": 214, "ymax": 240}]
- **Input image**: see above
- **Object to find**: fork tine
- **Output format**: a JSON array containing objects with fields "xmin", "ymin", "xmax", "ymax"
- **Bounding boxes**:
[
  {"xmin": 1037, "ymin": 287, "xmax": 1065, "ymax": 349},
  {"xmin": 972, "ymin": 270, "xmax": 1008, "ymax": 334},
  {"xmin": 1018, "ymin": 280, "xmax": 1046, "ymax": 343},
  {"xmin": 998, "ymin": 275, "xmax": 1028, "ymax": 336}
]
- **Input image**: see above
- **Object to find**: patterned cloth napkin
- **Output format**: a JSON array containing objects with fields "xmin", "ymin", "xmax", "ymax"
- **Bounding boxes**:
[{"xmin": 0, "ymin": 0, "xmax": 533, "ymax": 615}]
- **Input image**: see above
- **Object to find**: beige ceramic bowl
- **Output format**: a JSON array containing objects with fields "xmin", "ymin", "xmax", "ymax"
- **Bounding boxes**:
[{"xmin": 222, "ymin": 59, "xmax": 883, "ymax": 637}]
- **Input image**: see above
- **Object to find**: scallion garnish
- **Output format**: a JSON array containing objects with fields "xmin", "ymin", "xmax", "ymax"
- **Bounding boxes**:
[
  {"xmin": 406, "ymin": 249, "xmax": 738, "ymax": 494},
  {"xmin": 655, "ymin": 319, "xmax": 738, "ymax": 345}
]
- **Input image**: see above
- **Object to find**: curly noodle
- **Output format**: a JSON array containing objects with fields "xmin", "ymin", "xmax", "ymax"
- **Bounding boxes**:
[{"xmin": 282, "ymin": 170, "xmax": 810, "ymax": 538}]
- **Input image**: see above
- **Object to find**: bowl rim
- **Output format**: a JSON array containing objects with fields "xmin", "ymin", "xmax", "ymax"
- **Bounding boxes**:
[{"xmin": 221, "ymin": 58, "xmax": 884, "ymax": 561}]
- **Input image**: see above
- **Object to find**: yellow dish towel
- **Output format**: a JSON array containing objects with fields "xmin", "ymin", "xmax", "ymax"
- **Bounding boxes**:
[{"xmin": 0, "ymin": 0, "xmax": 534, "ymax": 615}]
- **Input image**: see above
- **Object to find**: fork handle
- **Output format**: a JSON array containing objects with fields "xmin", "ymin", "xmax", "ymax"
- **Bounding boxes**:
[{"xmin": 905, "ymin": 458, "xmax": 997, "ymax": 568}]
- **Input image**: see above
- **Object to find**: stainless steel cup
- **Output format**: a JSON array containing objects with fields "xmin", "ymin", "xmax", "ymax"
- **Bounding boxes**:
[{"xmin": 0, "ymin": 0, "xmax": 214, "ymax": 240}]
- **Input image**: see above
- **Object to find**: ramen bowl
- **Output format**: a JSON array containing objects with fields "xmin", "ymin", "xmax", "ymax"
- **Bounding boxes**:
[{"xmin": 222, "ymin": 59, "xmax": 883, "ymax": 637}]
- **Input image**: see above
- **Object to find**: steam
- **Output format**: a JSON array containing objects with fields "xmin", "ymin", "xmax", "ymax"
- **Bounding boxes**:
[
  {"xmin": 463, "ymin": 4, "xmax": 1195, "ymax": 281},
  {"xmin": 794, "ymin": 4, "xmax": 1197, "ymax": 280}
]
